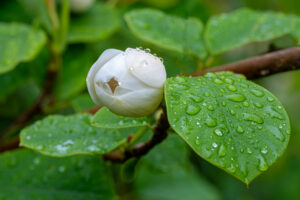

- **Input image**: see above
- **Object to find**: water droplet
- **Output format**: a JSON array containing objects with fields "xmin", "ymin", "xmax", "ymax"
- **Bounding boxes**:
[
  {"xmin": 254, "ymin": 102, "xmax": 264, "ymax": 108},
  {"xmin": 213, "ymin": 78, "xmax": 223, "ymax": 84},
  {"xmin": 218, "ymin": 144, "xmax": 226, "ymax": 157},
  {"xmin": 236, "ymin": 125, "xmax": 244, "ymax": 133},
  {"xmin": 247, "ymin": 147, "xmax": 253, "ymax": 154},
  {"xmin": 227, "ymin": 85, "xmax": 237, "ymax": 91},
  {"xmin": 195, "ymin": 136, "xmax": 200, "ymax": 145},
  {"xmin": 186, "ymin": 104, "xmax": 201, "ymax": 115},
  {"xmin": 227, "ymin": 163, "xmax": 236, "ymax": 173},
  {"xmin": 243, "ymin": 101, "xmax": 249, "ymax": 107},
  {"xmin": 208, "ymin": 105, "xmax": 214, "ymax": 111},
  {"xmin": 212, "ymin": 142, "xmax": 218, "ymax": 148},
  {"xmin": 224, "ymin": 78, "xmax": 234, "ymax": 84},
  {"xmin": 222, "ymin": 101, "xmax": 226, "ymax": 106},
  {"xmin": 204, "ymin": 73, "xmax": 217, "ymax": 78},
  {"xmin": 243, "ymin": 113, "xmax": 264, "ymax": 124},
  {"xmin": 267, "ymin": 125, "xmax": 285, "ymax": 141},
  {"xmin": 286, "ymin": 129, "xmax": 291, "ymax": 135},
  {"xmin": 226, "ymin": 94, "xmax": 246, "ymax": 102},
  {"xmin": 175, "ymin": 76, "xmax": 186, "ymax": 83},
  {"xmin": 26, "ymin": 136, "xmax": 31, "ymax": 140},
  {"xmin": 250, "ymin": 89, "xmax": 264, "ymax": 97},
  {"xmin": 261, "ymin": 146, "xmax": 268, "ymax": 154},
  {"xmin": 264, "ymin": 106, "xmax": 284, "ymax": 120},
  {"xmin": 205, "ymin": 115, "xmax": 217, "ymax": 127},
  {"xmin": 204, "ymin": 92, "xmax": 210, "ymax": 97},
  {"xmin": 227, "ymin": 110, "xmax": 235, "ymax": 116},
  {"xmin": 258, "ymin": 155, "xmax": 268, "ymax": 171},
  {"xmin": 267, "ymin": 97, "xmax": 274, "ymax": 102},
  {"xmin": 189, "ymin": 94, "xmax": 203, "ymax": 103},
  {"xmin": 214, "ymin": 128, "xmax": 223, "ymax": 136}
]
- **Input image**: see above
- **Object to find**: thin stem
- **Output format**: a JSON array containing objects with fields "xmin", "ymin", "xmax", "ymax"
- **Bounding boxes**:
[
  {"xmin": 127, "ymin": 126, "xmax": 148, "ymax": 147},
  {"xmin": 58, "ymin": 0, "xmax": 70, "ymax": 52},
  {"xmin": 191, "ymin": 47, "xmax": 300, "ymax": 79}
]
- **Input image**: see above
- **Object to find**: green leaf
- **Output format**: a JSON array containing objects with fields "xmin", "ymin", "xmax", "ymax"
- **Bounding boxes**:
[
  {"xmin": 20, "ymin": 114, "xmax": 138, "ymax": 157},
  {"xmin": 289, "ymin": 15, "xmax": 300, "ymax": 42},
  {"xmin": 165, "ymin": 72, "xmax": 291, "ymax": 184},
  {"xmin": 135, "ymin": 134, "xmax": 221, "ymax": 200},
  {"xmin": 0, "ymin": 149, "xmax": 116, "ymax": 199},
  {"xmin": 125, "ymin": 8, "xmax": 207, "ymax": 59},
  {"xmin": 68, "ymin": 3, "xmax": 119, "ymax": 43},
  {"xmin": 0, "ymin": 22, "xmax": 46, "ymax": 74},
  {"xmin": 55, "ymin": 45, "xmax": 94, "ymax": 100},
  {"xmin": 205, "ymin": 8, "xmax": 295, "ymax": 54},
  {"xmin": 92, "ymin": 107, "xmax": 151, "ymax": 129},
  {"xmin": 17, "ymin": 0, "xmax": 52, "ymax": 33}
]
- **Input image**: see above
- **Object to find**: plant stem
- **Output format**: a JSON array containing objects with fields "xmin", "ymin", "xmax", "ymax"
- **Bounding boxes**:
[
  {"xmin": 191, "ymin": 47, "xmax": 300, "ymax": 79},
  {"xmin": 58, "ymin": 0, "xmax": 70, "ymax": 52},
  {"xmin": 127, "ymin": 126, "xmax": 148, "ymax": 147}
]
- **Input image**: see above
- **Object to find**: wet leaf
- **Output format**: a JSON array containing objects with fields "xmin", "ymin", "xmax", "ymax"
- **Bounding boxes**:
[{"xmin": 165, "ymin": 72, "xmax": 291, "ymax": 184}]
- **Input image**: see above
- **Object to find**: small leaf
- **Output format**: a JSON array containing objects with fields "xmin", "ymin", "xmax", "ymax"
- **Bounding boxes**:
[
  {"xmin": 20, "ymin": 114, "xmax": 138, "ymax": 157},
  {"xmin": 125, "ymin": 8, "xmax": 207, "ymax": 59},
  {"xmin": 68, "ymin": 3, "xmax": 119, "ymax": 43},
  {"xmin": 205, "ymin": 8, "xmax": 295, "ymax": 54},
  {"xmin": 0, "ymin": 22, "xmax": 46, "ymax": 73},
  {"xmin": 0, "ymin": 149, "xmax": 116, "ymax": 199},
  {"xmin": 92, "ymin": 107, "xmax": 151, "ymax": 129},
  {"xmin": 165, "ymin": 72, "xmax": 291, "ymax": 184}
]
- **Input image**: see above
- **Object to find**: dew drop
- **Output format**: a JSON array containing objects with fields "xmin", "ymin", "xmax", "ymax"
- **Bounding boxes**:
[
  {"xmin": 175, "ymin": 76, "xmax": 186, "ymax": 83},
  {"xmin": 247, "ymin": 147, "xmax": 253, "ymax": 154},
  {"xmin": 286, "ymin": 129, "xmax": 291, "ymax": 135},
  {"xmin": 267, "ymin": 125, "xmax": 285, "ymax": 141},
  {"xmin": 250, "ymin": 89, "xmax": 264, "ymax": 97},
  {"xmin": 236, "ymin": 125, "xmax": 244, "ymax": 133},
  {"xmin": 189, "ymin": 95, "xmax": 203, "ymax": 103},
  {"xmin": 227, "ymin": 85, "xmax": 237, "ymax": 91},
  {"xmin": 227, "ymin": 163, "xmax": 236, "ymax": 173},
  {"xmin": 243, "ymin": 113, "xmax": 264, "ymax": 124},
  {"xmin": 264, "ymin": 106, "xmax": 284, "ymax": 120},
  {"xmin": 224, "ymin": 78, "xmax": 234, "ymax": 84},
  {"xmin": 254, "ymin": 102, "xmax": 264, "ymax": 108},
  {"xmin": 230, "ymin": 109, "xmax": 236, "ymax": 115},
  {"xmin": 243, "ymin": 101, "xmax": 250, "ymax": 107},
  {"xmin": 186, "ymin": 104, "xmax": 201, "ymax": 115},
  {"xmin": 212, "ymin": 142, "xmax": 218, "ymax": 148},
  {"xmin": 267, "ymin": 96, "xmax": 274, "ymax": 102},
  {"xmin": 204, "ymin": 92, "xmax": 210, "ymax": 97},
  {"xmin": 218, "ymin": 144, "xmax": 226, "ymax": 157},
  {"xmin": 204, "ymin": 73, "xmax": 217, "ymax": 78},
  {"xmin": 260, "ymin": 146, "xmax": 268, "ymax": 154},
  {"xmin": 208, "ymin": 105, "xmax": 214, "ymax": 111},
  {"xmin": 205, "ymin": 115, "xmax": 217, "ymax": 127},
  {"xmin": 258, "ymin": 155, "xmax": 268, "ymax": 171},
  {"xmin": 195, "ymin": 136, "xmax": 200, "ymax": 145},
  {"xmin": 222, "ymin": 101, "xmax": 227, "ymax": 106},
  {"xmin": 214, "ymin": 78, "xmax": 223, "ymax": 84},
  {"xmin": 226, "ymin": 94, "xmax": 246, "ymax": 102},
  {"xmin": 214, "ymin": 128, "xmax": 223, "ymax": 136}
]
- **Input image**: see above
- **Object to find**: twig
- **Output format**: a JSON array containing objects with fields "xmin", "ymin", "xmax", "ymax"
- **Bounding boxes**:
[
  {"xmin": 191, "ymin": 47, "xmax": 300, "ymax": 79},
  {"xmin": 0, "ymin": 138, "xmax": 20, "ymax": 153},
  {"xmin": 103, "ymin": 111, "xmax": 170, "ymax": 163}
]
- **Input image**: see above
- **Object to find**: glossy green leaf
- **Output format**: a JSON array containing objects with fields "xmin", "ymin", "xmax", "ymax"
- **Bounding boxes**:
[
  {"xmin": 289, "ymin": 15, "xmax": 300, "ymax": 42},
  {"xmin": 92, "ymin": 107, "xmax": 151, "ymax": 129},
  {"xmin": 55, "ymin": 45, "xmax": 94, "ymax": 100},
  {"xmin": 0, "ymin": 22, "xmax": 46, "ymax": 73},
  {"xmin": 68, "ymin": 3, "xmax": 119, "ymax": 43},
  {"xmin": 205, "ymin": 8, "xmax": 295, "ymax": 54},
  {"xmin": 20, "ymin": 114, "xmax": 137, "ymax": 157},
  {"xmin": 135, "ymin": 134, "xmax": 221, "ymax": 200},
  {"xmin": 165, "ymin": 72, "xmax": 291, "ymax": 184},
  {"xmin": 125, "ymin": 8, "xmax": 207, "ymax": 59},
  {"xmin": 0, "ymin": 149, "xmax": 116, "ymax": 200}
]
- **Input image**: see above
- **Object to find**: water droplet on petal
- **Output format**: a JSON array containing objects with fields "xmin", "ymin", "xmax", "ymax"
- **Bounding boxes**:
[
  {"xmin": 214, "ymin": 78, "xmax": 223, "ymax": 84},
  {"xmin": 227, "ymin": 163, "xmax": 236, "ymax": 173},
  {"xmin": 247, "ymin": 147, "xmax": 253, "ymax": 154},
  {"xmin": 204, "ymin": 73, "xmax": 217, "ymax": 78},
  {"xmin": 242, "ymin": 101, "xmax": 249, "ymax": 107},
  {"xmin": 204, "ymin": 92, "xmax": 210, "ymax": 97},
  {"xmin": 254, "ymin": 102, "xmax": 264, "ymax": 108},
  {"xmin": 208, "ymin": 105, "xmax": 214, "ymax": 111},
  {"xmin": 258, "ymin": 155, "xmax": 268, "ymax": 171},
  {"xmin": 267, "ymin": 97, "xmax": 274, "ymax": 102},
  {"xmin": 260, "ymin": 146, "xmax": 268, "ymax": 154},
  {"xmin": 214, "ymin": 128, "xmax": 223, "ymax": 136},
  {"xmin": 212, "ymin": 142, "xmax": 218, "ymax": 148},
  {"xmin": 227, "ymin": 85, "xmax": 237, "ymax": 91},
  {"xmin": 243, "ymin": 113, "xmax": 264, "ymax": 124},
  {"xmin": 267, "ymin": 125, "xmax": 285, "ymax": 141},
  {"xmin": 218, "ymin": 144, "xmax": 226, "ymax": 157},
  {"xmin": 236, "ymin": 125, "xmax": 244, "ymax": 133},
  {"xmin": 224, "ymin": 78, "xmax": 234, "ymax": 84},
  {"xmin": 250, "ymin": 89, "xmax": 264, "ymax": 97},
  {"xmin": 205, "ymin": 115, "xmax": 217, "ymax": 127}
]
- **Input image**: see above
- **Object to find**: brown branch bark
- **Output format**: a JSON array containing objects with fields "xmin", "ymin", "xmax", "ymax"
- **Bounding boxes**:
[
  {"xmin": 191, "ymin": 47, "xmax": 300, "ymax": 79},
  {"xmin": 103, "ymin": 112, "xmax": 170, "ymax": 163}
]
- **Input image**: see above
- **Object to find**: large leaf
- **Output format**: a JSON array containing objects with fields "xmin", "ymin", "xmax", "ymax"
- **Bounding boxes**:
[
  {"xmin": 135, "ymin": 134, "xmax": 221, "ymax": 200},
  {"xmin": 68, "ymin": 3, "xmax": 119, "ymax": 43},
  {"xmin": 0, "ymin": 149, "xmax": 116, "ymax": 200},
  {"xmin": 125, "ymin": 8, "xmax": 207, "ymax": 59},
  {"xmin": 92, "ymin": 107, "xmax": 152, "ymax": 129},
  {"xmin": 0, "ymin": 22, "xmax": 46, "ymax": 73},
  {"xmin": 55, "ymin": 45, "xmax": 94, "ymax": 100},
  {"xmin": 165, "ymin": 72, "xmax": 291, "ymax": 184},
  {"xmin": 205, "ymin": 8, "xmax": 295, "ymax": 54},
  {"xmin": 20, "ymin": 114, "xmax": 137, "ymax": 157}
]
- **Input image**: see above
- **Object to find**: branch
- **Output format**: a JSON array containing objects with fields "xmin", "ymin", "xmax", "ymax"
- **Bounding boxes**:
[
  {"xmin": 103, "ymin": 111, "xmax": 170, "ymax": 163},
  {"xmin": 0, "ymin": 138, "xmax": 20, "ymax": 153},
  {"xmin": 191, "ymin": 47, "xmax": 300, "ymax": 79}
]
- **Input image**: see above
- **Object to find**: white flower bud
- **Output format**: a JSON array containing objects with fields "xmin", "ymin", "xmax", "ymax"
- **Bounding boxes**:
[
  {"xmin": 70, "ymin": 0, "xmax": 95, "ymax": 13},
  {"xmin": 86, "ymin": 48, "xmax": 167, "ymax": 117}
]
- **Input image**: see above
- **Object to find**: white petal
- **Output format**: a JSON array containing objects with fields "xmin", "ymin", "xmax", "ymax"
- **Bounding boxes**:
[{"xmin": 86, "ymin": 49, "xmax": 122, "ymax": 105}]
